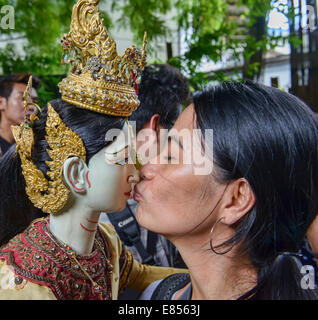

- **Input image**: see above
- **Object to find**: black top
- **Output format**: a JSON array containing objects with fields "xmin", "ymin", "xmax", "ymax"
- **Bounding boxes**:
[{"xmin": 0, "ymin": 135, "xmax": 12, "ymax": 157}]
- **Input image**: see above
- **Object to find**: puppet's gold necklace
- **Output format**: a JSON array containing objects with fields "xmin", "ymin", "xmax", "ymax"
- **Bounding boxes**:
[{"xmin": 65, "ymin": 239, "xmax": 112, "ymax": 298}]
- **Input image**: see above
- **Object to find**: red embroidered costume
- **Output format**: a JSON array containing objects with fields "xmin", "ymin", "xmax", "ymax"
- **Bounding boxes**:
[{"xmin": 0, "ymin": 217, "xmax": 181, "ymax": 300}]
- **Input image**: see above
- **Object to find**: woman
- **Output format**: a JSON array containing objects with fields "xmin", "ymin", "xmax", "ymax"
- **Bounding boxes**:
[{"xmin": 135, "ymin": 81, "xmax": 318, "ymax": 300}]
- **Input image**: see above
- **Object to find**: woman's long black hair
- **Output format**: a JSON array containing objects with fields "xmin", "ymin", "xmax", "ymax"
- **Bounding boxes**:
[
  {"xmin": 0, "ymin": 99, "xmax": 126, "ymax": 246},
  {"xmin": 194, "ymin": 81, "xmax": 318, "ymax": 299}
]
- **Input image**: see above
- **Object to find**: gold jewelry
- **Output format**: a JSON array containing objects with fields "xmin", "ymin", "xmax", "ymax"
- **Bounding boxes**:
[
  {"xmin": 67, "ymin": 245, "xmax": 109, "ymax": 299},
  {"xmin": 59, "ymin": 0, "xmax": 147, "ymax": 117},
  {"xmin": 12, "ymin": 98, "xmax": 86, "ymax": 214},
  {"xmin": 22, "ymin": 75, "xmax": 41, "ymax": 124},
  {"xmin": 11, "ymin": 76, "xmax": 39, "ymax": 159},
  {"xmin": 66, "ymin": 241, "xmax": 112, "ymax": 299}
]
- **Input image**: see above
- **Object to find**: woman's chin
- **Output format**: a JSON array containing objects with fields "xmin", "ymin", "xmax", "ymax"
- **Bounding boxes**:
[
  {"xmin": 135, "ymin": 206, "xmax": 150, "ymax": 229},
  {"xmin": 135, "ymin": 206, "xmax": 143, "ymax": 222}
]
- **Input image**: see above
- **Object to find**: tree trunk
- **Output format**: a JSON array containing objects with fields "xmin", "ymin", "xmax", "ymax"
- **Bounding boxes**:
[{"xmin": 242, "ymin": 15, "xmax": 267, "ymax": 80}]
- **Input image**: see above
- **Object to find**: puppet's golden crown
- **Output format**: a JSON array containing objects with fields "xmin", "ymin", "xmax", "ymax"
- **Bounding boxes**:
[{"xmin": 58, "ymin": 0, "xmax": 147, "ymax": 117}]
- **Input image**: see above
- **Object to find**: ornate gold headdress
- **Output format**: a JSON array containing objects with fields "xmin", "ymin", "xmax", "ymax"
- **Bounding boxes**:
[
  {"xmin": 58, "ymin": 0, "xmax": 147, "ymax": 116},
  {"xmin": 11, "ymin": 0, "xmax": 147, "ymax": 214},
  {"xmin": 12, "ymin": 77, "xmax": 86, "ymax": 214}
]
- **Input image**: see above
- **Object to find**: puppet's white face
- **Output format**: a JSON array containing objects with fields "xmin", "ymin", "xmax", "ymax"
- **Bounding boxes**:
[{"xmin": 85, "ymin": 122, "xmax": 139, "ymax": 212}]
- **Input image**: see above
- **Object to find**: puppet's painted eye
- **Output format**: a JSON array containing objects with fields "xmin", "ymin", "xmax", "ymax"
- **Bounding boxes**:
[
  {"xmin": 115, "ymin": 157, "xmax": 129, "ymax": 166},
  {"xmin": 105, "ymin": 146, "xmax": 129, "ymax": 166}
]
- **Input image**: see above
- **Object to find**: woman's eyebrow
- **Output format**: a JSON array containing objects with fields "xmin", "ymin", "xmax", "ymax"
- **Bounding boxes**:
[{"xmin": 168, "ymin": 135, "xmax": 184, "ymax": 151}]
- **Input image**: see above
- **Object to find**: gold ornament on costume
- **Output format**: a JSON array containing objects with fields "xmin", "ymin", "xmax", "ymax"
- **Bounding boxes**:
[
  {"xmin": 12, "ymin": 76, "xmax": 40, "ymax": 161},
  {"xmin": 59, "ymin": 0, "xmax": 147, "ymax": 117},
  {"xmin": 22, "ymin": 76, "xmax": 41, "ymax": 125},
  {"xmin": 12, "ymin": 78, "xmax": 86, "ymax": 214}
]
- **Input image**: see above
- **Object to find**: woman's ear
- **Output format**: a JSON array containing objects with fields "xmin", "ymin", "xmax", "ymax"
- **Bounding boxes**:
[
  {"xmin": 62, "ymin": 157, "xmax": 88, "ymax": 195},
  {"xmin": 221, "ymin": 178, "xmax": 256, "ymax": 225}
]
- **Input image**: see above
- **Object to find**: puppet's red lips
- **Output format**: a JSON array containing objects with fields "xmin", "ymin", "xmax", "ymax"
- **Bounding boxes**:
[{"xmin": 124, "ymin": 190, "xmax": 132, "ymax": 197}]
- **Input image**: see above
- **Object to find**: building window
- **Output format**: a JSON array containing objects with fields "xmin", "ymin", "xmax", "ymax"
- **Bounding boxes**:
[
  {"xmin": 271, "ymin": 77, "xmax": 279, "ymax": 88},
  {"xmin": 166, "ymin": 42, "xmax": 173, "ymax": 61}
]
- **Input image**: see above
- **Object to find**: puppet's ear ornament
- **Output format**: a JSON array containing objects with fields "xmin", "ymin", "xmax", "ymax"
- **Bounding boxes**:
[
  {"xmin": 12, "ymin": 79, "xmax": 86, "ymax": 214},
  {"xmin": 22, "ymin": 76, "xmax": 41, "ymax": 126},
  {"xmin": 12, "ymin": 76, "xmax": 40, "ymax": 159}
]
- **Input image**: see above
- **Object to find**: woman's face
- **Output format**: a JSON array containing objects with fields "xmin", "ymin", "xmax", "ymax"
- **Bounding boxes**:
[
  {"xmin": 134, "ymin": 105, "xmax": 225, "ymax": 239},
  {"xmin": 85, "ymin": 122, "xmax": 139, "ymax": 213}
]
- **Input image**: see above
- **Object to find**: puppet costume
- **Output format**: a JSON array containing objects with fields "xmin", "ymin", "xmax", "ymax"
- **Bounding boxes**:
[{"xmin": 0, "ymin": 217, "xmax": 178, "ymax": 300}]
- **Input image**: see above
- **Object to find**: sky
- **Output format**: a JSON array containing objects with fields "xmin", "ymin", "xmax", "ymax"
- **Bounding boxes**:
[
  {"xmin": 268, "ymin": 0, "xmax": 289, "ymax": 31},
  {"xmin": 268, "ymin": 0, "xmax": 317, "ymax": 32}
]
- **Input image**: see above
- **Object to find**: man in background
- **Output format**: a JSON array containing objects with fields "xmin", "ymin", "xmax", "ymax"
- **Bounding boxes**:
[{"xmin": 0, "ymin": 73, "xmax": 41, "ymax": 156}]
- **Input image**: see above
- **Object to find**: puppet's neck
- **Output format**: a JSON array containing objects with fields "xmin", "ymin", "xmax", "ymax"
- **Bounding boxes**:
[{"xmin": 49, "ymin": 202, "xmax": 101, "ymax": 256}]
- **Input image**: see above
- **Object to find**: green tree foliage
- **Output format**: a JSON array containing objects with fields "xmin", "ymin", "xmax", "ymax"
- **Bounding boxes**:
[
  {"xmin": 171, "ymin": 0, "xmax": 296, "ymax": 88},
  {"xmin": 0, "ymin": 0, "xmax": 114, "ymax": 105},
  {"xmin": 110, "ymin": 0, "xmax": 295, "ymax": 89},
  {"xmin": 0, "ymin": 0, "xmax": 71, "ymax": 105},
  {"xmin": 174, "ymin": 0, "xmax": 240, "ymax": 89},
  {"xmin": 111, "ymin": 0, "xmax": 172, "ymax": 47},
  {"xmin": 0, "ymin": 0, "xmax": 300, "ymax": 96}
]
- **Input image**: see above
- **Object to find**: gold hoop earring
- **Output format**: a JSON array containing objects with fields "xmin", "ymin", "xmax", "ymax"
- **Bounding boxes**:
[{"xmin": 209, "ymin": 217, "xmax": 234, "ymax": 255}]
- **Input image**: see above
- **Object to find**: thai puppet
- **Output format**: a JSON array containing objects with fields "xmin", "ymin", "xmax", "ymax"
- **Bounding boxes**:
[{"xmin": 0, "ymin": 0, "xmax": 187, "ymax": 300}]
